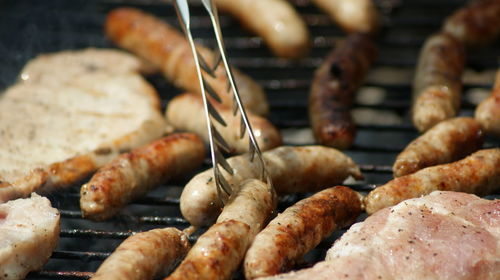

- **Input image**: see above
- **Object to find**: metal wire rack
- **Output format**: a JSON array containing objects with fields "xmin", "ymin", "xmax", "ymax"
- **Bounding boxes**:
[{"xmin": 0, "ymin": 0, "xmax": 498, "ymax": 279}]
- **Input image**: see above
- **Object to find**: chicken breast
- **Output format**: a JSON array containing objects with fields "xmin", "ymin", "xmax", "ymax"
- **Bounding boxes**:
[
  {"xmin": 0, "ymin": 194, "xmax": 60, "ymax": 280},
  {"xmin": 0, "ymin": 49, "xmax": 167, "ymax": 202},
  {"xmin": 260, "ymin": 191, "xmax": 500, "ymax": 280}
]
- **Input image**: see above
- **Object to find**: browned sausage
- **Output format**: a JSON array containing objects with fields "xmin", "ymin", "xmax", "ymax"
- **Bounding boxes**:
[
  {"xmin": 166, "ymin": 179, "xmax": 276, "ymax": 280},
  {"xmin": 365, "ymin": 148, "xmax": 500, "ymax": 215},
  {"xmin": 80, "ymin": 133, "xmax": 205, "ymax": 221},
  {"xmin": 393, "ymin": 117, "xmax": 484, "ymax": 177},
  {"xmin": 91, "ymin": 228, "xmax": 190, "ymax": 280},
  {"xmin": 443, "ymin": 0, "xmax": 500, "ymax": 46},
  {"xmin": 105, "ymin": 7, "xmax": 269, "ymax": 116},
  {"xmin": 475, "ymin": 70, "xmax": 500, "ymax": 138},
  {"xmin": 244, "ymin": 186, "xmax": 362, "ymax": 279},
  {"xmin": 166, "ymin": 93, "xmax": 282, "ymax": 154},
  {"xmin": 412, "ymin": 32, "xmax": 465, "ymax": 132},
  {"xmin": 309, "ymin": 33, "xmax": 378, "ymax": 149}
]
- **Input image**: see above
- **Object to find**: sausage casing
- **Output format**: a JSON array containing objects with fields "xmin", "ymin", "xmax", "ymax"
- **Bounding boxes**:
[
  {"xmin": 181, "ymin": 145, "xmax": 363, "ymax": 226},
  {"xmin": 244, "ymin": 186, "xmax": 362, "ymax": 279},
  {"xmin": 91, "ymin": 228, "xmax": 190, "ymax": 280},
  {"xmin": 167, "ymin": 179, "xmax": 276, "ymax": 280},
  {"xmin": 365, "ymin": 148, "xmax": 500, "ymax": 215},
  {"xmin": 412, "ymin": 32, "xmax": 465, "ymax": 132},
  {"xmin": 105, "ymin": 7, "xmax": 269, "ymax": 116},
  {"xmin": 80, "ymin": 133, "xmax": 205, "ymax": 221},
  {"xmin": 443, "ymin": 0, "xmax": 500, "ymax": 46},
  {"xmin": 475, "ymin": 71, "xmax": 500, "ymax": 138},
  {"xmin": 393, "ymin": 117, "xmax": 484, "ymax": 177},
  {"xmin": 309, "ymin": 33, "xmax": 377, "ymax": 149},
  {"xmin": 166, "ymin": 93, "xmax": 282, "ymax": 154},
  {"xmin": 215, "ymin": 0, "xmax": 310, "ymax": 58}
]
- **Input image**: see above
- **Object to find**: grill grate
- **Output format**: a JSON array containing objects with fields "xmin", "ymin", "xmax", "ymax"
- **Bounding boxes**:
[{"xmin": 0, "ymin": 0, "xmax": 498, "ymax": 279}]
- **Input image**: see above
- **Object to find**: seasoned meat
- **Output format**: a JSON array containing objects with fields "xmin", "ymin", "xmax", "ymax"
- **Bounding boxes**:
[
  {"xmin": 0, "ymin": 194, "xmax": 60, "ymax": 280},
  {"xmin": 475, "ymin": 70, "xmax": 500, "ymax": 138}
]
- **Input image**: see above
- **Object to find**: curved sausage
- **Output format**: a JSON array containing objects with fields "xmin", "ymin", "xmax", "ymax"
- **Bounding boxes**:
[
  {"xmin": 309, "ymin": 33, "xmax": 378, "ymax": 149},
  {"xmin": 311, "ymin": 0, "xmax": 380, "ymax": 35},
  {"xmin": 412, "ymin": 32, "xmax": 465, "ymax": 132},
  {"xmin": 365, "ymin": 148, "xmax": 500, "ymax": 215},
  {"xmin": 181, "ymin": 145, "xmax": 363, "ymax": 226},
  {"xmin": 393, "ymin": 117, "xmax": 484, "ymax": 177},
  {"xmin": 166, "ymin": 93, "xmax": 282, "ymax": 154},
  {"xmin": 215, "ymin": 0, "xmax": 310, "ymax": 58},
  {"xmin": 91, "ymin": 228, "xmax": 190, "ymax": 280},
  {"xmin": 166, "ymin": 179, "xmax": 276, "ymax": 280},
  {"xmin": 244, "ymin": 186, "xmax": 362, "ymax": 279},
  {"xmin": 106, "ymin": 7, "xmax": 269, "ymax": 116},
  {"xmin": 443, "ymin": 0, "xmax": 500, "ymax": 46},
  {"xmin": 475, "ymin": 71, "xmax": 500, "ymax": 138},
  {"xmin": 80, "ymin": 133, "xmax": 205, "ymax": 221}
]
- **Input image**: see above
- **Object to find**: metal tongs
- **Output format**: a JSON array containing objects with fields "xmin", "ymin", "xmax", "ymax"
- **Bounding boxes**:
[{"xmin": 173, "ymin": 0, "xmax": 271, "ymax": 203}]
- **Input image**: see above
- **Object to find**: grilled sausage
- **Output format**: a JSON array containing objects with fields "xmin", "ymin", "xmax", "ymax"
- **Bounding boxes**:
[
  {"xmin": 365, "ymin": 148, "xmax": 500, "ymax": 215},
  {"xmin": 475, "ymin": 71, "xmax": 500, "ymax": 138},
  {"xmin": 244, "ymin": 186, "xmax": 362, "ymax": 279},
  {"xmin": 311, "ymin": 0, "xmax": 380, "ymax": 35},
  {"xmin": 215, "ymin": 0, "xmax": 309, "ymax": 58},
  {"xmin": 106, "ymin": 7, "xmax": 269, "ymax": 116},
  {"xmin": 166, "ymin": 93, "xmax": 282, "ymax": 154},
  {"xmin": 393, "ymin": 117, "xmax": 484, "ymax": 177},
  {"xmin": 166, "ymin": 179, "xmax": 276, "ymax": 280},
  {"xmin": 443, "ymin": 0, "xmax": 500, "ymax": 46},
  {"xmin": 80, "ymin": 133, "xmax": 205, "ymax": 221},
  {"xmin": 91, "ymin": 228, "xmax": 190, "ymax": 280},
  {"xmin": 181, "ymin": 145, "xmax": 363, "ymax": 226},
  {"xmin": 309, "ymin": 33, "xmax": 378, "ymax": 149},
  {"xmin": 412, "ymin": 33, "xmax": 465, "ymax": 132}
]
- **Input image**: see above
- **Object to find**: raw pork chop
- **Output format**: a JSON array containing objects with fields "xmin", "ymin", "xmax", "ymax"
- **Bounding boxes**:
[{"xmin": 260, "ymin": 191, "xmax": 500, "ymax": 280}]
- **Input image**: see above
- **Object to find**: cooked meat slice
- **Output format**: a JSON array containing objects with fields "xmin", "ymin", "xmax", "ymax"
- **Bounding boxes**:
[
  {"xmin": 0, "ymin": 50, "xmax": 166, "ymax": 202},
  {"xmin": 260, "ymin": 191, "xmax": 500, "ymax": 280},
  {"xmin": 181, "ymin": 145, "xmax": 363, "ymax": 226},
  {"xmin": 0, "ymin": 194, "xmax": 60, "ymax": 280},
  {"xmin": 91, "ymin": 228, "xmax": 190, "ymax": 280}
]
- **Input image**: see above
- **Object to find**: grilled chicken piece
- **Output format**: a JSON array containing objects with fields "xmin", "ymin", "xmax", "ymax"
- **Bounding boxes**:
[
  {"xmin": 0, "ymin": 194, "xmax": 60, "ymax": 280},
  {"xmin": 261, "ymin": 191, "xmax": 500, "ymax": 280},
  {"xmin": 0, "ymin": 49, "xmax": 166, "ymax": 203}
]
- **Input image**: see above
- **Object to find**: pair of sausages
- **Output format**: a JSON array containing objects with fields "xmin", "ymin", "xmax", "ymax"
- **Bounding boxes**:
[{"xmin": 309, "ymin": 33, "xmax": 378, "ymax": 149}]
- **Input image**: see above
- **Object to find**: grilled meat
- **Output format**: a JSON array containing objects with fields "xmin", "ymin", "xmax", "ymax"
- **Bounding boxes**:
[{"xmin": 475, "ymin": 70, "xmax": 500, "ymax": 138}]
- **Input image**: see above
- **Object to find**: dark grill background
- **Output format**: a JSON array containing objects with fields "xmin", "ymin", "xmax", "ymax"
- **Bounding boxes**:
[{"xmin": 0, "ymin": 0, "xmax": 498, "ymax": 279}]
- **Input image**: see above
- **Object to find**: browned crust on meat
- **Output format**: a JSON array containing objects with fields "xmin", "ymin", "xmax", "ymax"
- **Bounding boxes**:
[
  {"xmin": 309, "ymin": 33, "xmax": 378, "ymax": 149},
  {"xmin": 244, "ymin": 186, "xmax": 362, "ymax": 279},
  {"xmin": 92, "ymin": 228, "xmax": 190, "ymax": 280},
  {"xmin": 105, "ymin": 7, "xmax": 269, "ymax": 116},
  {"xmin": 393, "ymin": 117, "xmax": 484, "ymax": 177},
  {"xmin": 412, "ymin": 32, "xmax": 465, "ymax": 132},
  {"xmin": 443, "ymin": 0, "xmax": 500, "ymax": 46},
  {"xmin": 80, "ymin": 133, "xmax": 205, "ymax": 221},
  {"xmin": 475, "ymin": 71, "xmax": 500, "ymax": 138},
  {"xmin": 365, "ymin": 148, "xmax": 500, "ymax": 214}
]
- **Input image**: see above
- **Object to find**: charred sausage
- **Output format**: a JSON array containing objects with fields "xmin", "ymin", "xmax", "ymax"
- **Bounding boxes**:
[
  {"xmin": 309, "ymin": 33, "xmax": 377, "ymax": 149},
  {"xmin": 80, "ymin": 133, "xmax": 205, "ymax": 221},
  {"xmin": 91, "ymin": 228, "xmax": 190, "ymax": 280},
  {"xmin": 393, "ymin": 117, "xmax": 484, "ymax": 177},
  {"xmin": 180, "ymin": 145, "xmax": 363, "ymax": 226},
  {"xmin": 106, "ymin": 7, "xmax": 269, "ymax": 116},
  {"xmin": 365, "ymin": 148, "xmax": 500, "ymax": 215},
  {"xmin": 412, "ymin": 32, "xmax": 465, "ymax": 132},
  {"xmin": 166, "ymin": 179, "xmax": 276, "ymax": 280},
  {"xmin": 244, "ymin": 186, "xmax": 362, "ymax": 279},
  {"xmin": 166, "ymin": 93, "xmax": 282, "ymax": 154},
  {"xmin": 215, "ymin": 0, "xmax": 310, "ymax": 58},
  {"xmin": 475, "ymin": 71, "xmax": 500, "ymax": 138}
]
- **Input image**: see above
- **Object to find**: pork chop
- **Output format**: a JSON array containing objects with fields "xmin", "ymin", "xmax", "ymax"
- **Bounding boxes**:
[
  {"xmin": 0, "ymin": 49, "xmax": 166, "ymax": 202},
  {"xmin": 0, "ymin": 194, "xmax": 60, "ymax": 280},
  {"xmin": 260, "ymin": 191, "xmax": 500, "ymax": 280}
]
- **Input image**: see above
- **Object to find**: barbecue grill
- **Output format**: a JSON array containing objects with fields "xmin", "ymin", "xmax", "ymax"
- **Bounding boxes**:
[{"xmin": 0, "ymin": 0, "xmax": 498, "ymax": 279}]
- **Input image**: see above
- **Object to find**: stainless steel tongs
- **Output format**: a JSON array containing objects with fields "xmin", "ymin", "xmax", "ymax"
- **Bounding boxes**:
[{"xmin": 173, "ymin": 0, "xmax": 271, "ymax": 203}]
